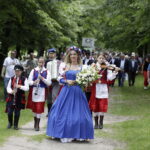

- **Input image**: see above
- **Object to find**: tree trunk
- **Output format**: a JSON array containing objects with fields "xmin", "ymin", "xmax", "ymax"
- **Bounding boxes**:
[
  {"xmin": 38, "ymin": 48, "xmax": 44, "ymax": 57},
  {"xmin": 0, "ymin": 41, "xmax": 9, "ymax": 73},
  {"xmin": 16, "ymin": 44, "xmax": 21, "ymax": 59}
]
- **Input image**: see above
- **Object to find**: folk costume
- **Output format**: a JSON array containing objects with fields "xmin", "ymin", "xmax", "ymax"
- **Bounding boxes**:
[
  {"xmin": 27, "ymin": 66, "xmax": 51, "ymax": 131},
  {"xmin": 46, "ymin": 48, "xmax": 61, "ymax": 115},
  {"xmin": 143, "ymin": 60, "xmax": 149, "ymax": 89},
  {"xmin": 46, "ymin": 66, "xmax": 94, "ymax": 142},
  {"xmin": 89, "ymin": 63, "xmax": 117, "ymax": 129},
  {"xmin": 6, "ymin": 65, "xmax": 29, "ymax": 130},
  {"xmin": 108, "ymin": 57, "xmax": 118, "ymax": 87}
]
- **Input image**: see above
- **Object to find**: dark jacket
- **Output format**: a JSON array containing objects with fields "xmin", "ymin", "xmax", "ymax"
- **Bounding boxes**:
[
  {"xmin": 109, "ymin": 58, "xmax": 118, "ymax": 66},
  {"xmin": 128, "ymin": 59, "xmax": 138, "ymax": 72},
  {"xmin": 116, "ymin": 59, "xmax": 129, "ymax": 72},
  {"xmin": 83, "ymin": 59, "xmax": 94, "ymax": 66}
]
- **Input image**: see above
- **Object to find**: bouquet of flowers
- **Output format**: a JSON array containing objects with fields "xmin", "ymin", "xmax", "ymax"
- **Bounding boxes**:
[{"xmin": 76, "ymin": 66, "xmax": 102, "ymax": 90}]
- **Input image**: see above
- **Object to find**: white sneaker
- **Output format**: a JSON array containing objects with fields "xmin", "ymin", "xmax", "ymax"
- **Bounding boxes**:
[
  {"xmin": 144, "ymin": 87, "xmax": 148, "ymax": 90},
  {"xmin": 77, "ymin": 139, "xmax": 84, "ymax": 141},
  {"xmin": 61, "ymin": 138, "xmax": 68, "ymax": 143},
  {"xmin": 60, "ymin": 138, "xmax": 73, "ymax": 143}
]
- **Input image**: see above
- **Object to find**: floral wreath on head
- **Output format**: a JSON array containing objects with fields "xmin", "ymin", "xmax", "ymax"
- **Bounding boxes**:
[{"xmin": 68, "ymin": 46, "xmax": 82, "ymax": 55}]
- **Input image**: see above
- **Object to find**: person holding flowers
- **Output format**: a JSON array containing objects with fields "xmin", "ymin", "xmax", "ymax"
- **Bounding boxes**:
[
  {"xmin": 89, "ymin": 54, "xmax": 118, "ymax": 129},
  {"xmin": 46, "ymin": 47, "xmax": 94, "ymax": 143}
]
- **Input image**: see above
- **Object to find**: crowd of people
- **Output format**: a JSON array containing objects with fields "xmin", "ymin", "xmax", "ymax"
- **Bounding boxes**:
[{"xmin": 1, "ymin": 47, "xmax": 150, "ymax": 143}]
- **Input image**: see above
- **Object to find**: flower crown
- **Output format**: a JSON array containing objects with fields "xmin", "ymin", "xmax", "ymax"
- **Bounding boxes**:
[{"xmin": 68, "ymin": 46, "xmax": 81, "ymax": 54}]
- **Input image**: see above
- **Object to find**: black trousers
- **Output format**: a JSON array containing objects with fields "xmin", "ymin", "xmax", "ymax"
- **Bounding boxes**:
[
  {"xmin": 7, "ymin": 106, "xmax": 21, "ymax": 117},
  {"xmin": 128, "ymin": 71, "xmax": 136, "ymax": 86}
]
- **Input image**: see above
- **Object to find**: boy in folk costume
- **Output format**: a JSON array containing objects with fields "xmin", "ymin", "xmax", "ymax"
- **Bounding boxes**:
[
  {"xmin": 46, "ymin": 48, "xmax": 61, "ymax": 115},
  {"xmin": 27, "ymin": 57, "xmax": 51, "ymax": 131},
  {"xmin": 6, "ymin": 65, "xmax": 29, "ymax": 130},
  {"xmin": 89, "ymin": 54, "xmax": 118, "ymax": 129}
]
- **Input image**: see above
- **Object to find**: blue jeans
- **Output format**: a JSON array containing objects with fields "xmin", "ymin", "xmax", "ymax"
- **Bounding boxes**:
[
  {"xmin": 4, "ymin": 77, "xmax": 10, "ymax": 101},
  {"xmin": 118, "ymin": 71, "xmax": 126, "ymax": 87}
]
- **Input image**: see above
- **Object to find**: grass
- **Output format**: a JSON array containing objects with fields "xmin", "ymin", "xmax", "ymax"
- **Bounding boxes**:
[
  {"xmin": 0, "ymin": 75, "xmax": 150, "ymax": 149},
  {"xmin": 96, "ymin": 74, "xmax": 150, "ymax": 150},
  {"xmin": 30, "ymin": 134, "xmax": 47, "ymax": 142},
  {"xmin": 0, "ymin": 79, "xmax": 33, "ymax": 145}
]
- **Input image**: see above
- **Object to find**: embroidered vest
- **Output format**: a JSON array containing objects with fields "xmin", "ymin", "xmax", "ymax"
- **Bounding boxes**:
[
  {"xmin": 32, "ymin": 69, "xmax": 47, "ymax": 88},
  {"xmin": 6, "ymin": 76, "xmax": 26, "ymax": 105}
]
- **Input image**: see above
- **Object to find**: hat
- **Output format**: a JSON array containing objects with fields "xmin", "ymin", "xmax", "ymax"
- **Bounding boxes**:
[
  {"xmin": 14, "ymin": 65, "xmax": 24, "ymax": 71},
  {"xmin": 47, "ymin": 48, "xmax": 56, "ymax": 53},
  {"xmin": 120, "ymin": 53, "xmax": 125, "ymax": 57},
  {"xmin": 131, "ymin": 52, "xmax": 135, "ymax": 57}
]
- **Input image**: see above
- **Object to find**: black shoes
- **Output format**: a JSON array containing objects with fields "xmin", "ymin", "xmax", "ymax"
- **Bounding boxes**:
[
  {"xmin": 7, "ymin": 123, "xmax": 12, "ymax": 129},
  {"xmin": 14, "ymin": 126, "xmax": 19, "ymax": 130},
  {"xmin": 7, "ymin": 114, "xmax": 13, "ymax": 129},
  {"xmin": 34, "ymin": 118, "xmax": 40, "ymax": 131},
  {"xmin": 99, "ymin": 124, "xmax": 103, "ymax": 129},
  {"xmin": 94, "ymin": 125, "xmax": 99, "ymax": 129},
  {"xmin": 94, "ymin": 115, "xmax": 104, "ymax": 129}
]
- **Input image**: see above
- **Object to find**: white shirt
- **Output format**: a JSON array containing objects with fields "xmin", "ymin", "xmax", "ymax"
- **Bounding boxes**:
[
  {"xmin": 7, "ymin": 77, "xmax": 29, "ymax": 94},
  {"xmin": 84, "ymin": 58, "xmax": 90, "ymax": 65},
  {"xmin": 3, "ymin": 57, "xmax": 20, "ymax": 78},
  {"xmin": 120, "ymin": 59, "xmax": 125, "ymax": 70},
  {"xmin": 47, "ymin": 59, "xmax": 59, "ymax": 79},
  {"xmin": 58, "ymin": 62, "xmax": 66, "ymax": 76},
  {"xmin": 131, "ymin": 60, "xmax": 135, "ymax": 68},
  {"xmin": 111, "ymin": 58, "xmax": 115, "ymax": 64}
]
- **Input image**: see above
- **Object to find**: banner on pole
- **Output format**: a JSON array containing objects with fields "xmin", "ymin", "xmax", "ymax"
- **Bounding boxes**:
[{"xmin": 82, "ymin": 38, "xmax": 95, "ymax": 48}]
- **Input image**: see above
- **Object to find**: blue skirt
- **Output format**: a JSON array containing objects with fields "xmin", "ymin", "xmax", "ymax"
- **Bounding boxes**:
[{"xmin": 46, "ymin": 85, "xmax": 94, "ymax": 139}]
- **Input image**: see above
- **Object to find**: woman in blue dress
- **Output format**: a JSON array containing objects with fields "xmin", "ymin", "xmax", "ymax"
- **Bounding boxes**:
[{"xmin": 46, "ymin": 48, "xmax": 94, "ymax": 143}]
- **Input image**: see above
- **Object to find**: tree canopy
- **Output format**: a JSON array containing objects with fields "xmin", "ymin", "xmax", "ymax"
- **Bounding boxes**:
[{"xmin": 0, "ymin": 0, "xmax": 150, "ymax": 61}]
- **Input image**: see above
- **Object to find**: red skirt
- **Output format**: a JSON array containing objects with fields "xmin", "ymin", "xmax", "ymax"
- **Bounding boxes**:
[
  {"xmin": 26, "ymin": 87, "xmax": 33, "ymax": 109},
  {"xmin": 32, "ymin": 102, "xmax": 45, "ymax": 113},
  {"xmin": 108, "ymin": 79, "xmax": 115, "ymax": 86},
  {"xmin": 143, "ymin": 71, "xmax": 148, "ymax": 86},
  {"xmin": 26, "ymin": 87, "xmax": 45, "ymax": 113},
  {"xmin": 90, "ymin": 98, "xmax": 108, "ymax": 113}
]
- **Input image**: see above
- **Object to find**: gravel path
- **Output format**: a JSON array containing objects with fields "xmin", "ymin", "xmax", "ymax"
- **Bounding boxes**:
[
  {"xmin": 0, "ymin": 88, "xmax": 135, "ymax": 150},
  {"xmin": 0, "ymin": 112, "xmax": 130, "ymax": 150}
]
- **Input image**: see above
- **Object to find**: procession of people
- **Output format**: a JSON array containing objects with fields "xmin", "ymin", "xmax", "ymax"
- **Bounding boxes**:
[{"xmin": 1, "ymin": 47, "xmax": 150, "ymax": 143}]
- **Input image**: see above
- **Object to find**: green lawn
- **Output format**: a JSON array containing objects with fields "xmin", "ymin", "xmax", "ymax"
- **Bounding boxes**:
[
  {"xmin": 96, "ymin": 75, "xmax": 150, "ymax": 150},
  {"xmin": 0, "ymin": 75, "xmax": 150, "ymax": 149},
  {"xmin": 0, "ymin": 79, "xmax": 33, "ymax": 145}
]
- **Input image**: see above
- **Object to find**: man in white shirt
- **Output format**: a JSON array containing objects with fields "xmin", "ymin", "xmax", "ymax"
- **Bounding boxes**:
[
  {"xmin": 128, "ymin": 53, "xmax": 138, "ymax": 86},
  {"xmin": 117, "ymin": 53, "xmax": 129, "ymax": 87},
  {"xmin": 1, "ymin": 50, "xmax": 20, "ymax": 101}
]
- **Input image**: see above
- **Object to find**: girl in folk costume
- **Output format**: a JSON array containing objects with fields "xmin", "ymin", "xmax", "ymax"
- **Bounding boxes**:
[
  {"xmin": 89, "ymin": 54, "xmax": 118, "ymax": 129},
  {"xmin": 27, "ymin": 57, "xmax": 51, "ymax": 131},
  {"xmin": 6, "ymin": 65, "xmax": 29, "ymax": 130}
]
